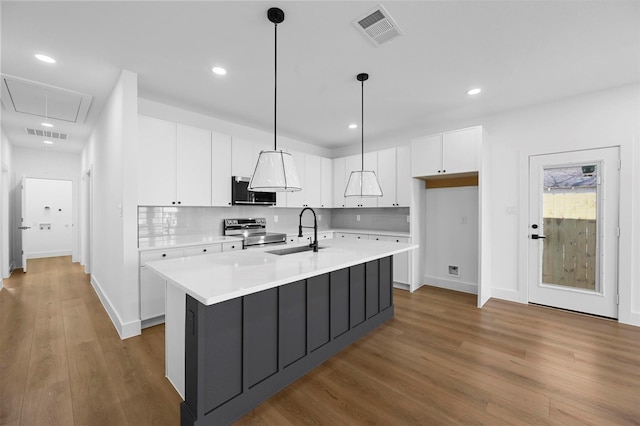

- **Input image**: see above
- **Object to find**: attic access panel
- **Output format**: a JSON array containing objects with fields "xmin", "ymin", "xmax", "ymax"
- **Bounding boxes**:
[{"xmin": 1, "ymin": 75, "xmax": 92, "ymax": 124}]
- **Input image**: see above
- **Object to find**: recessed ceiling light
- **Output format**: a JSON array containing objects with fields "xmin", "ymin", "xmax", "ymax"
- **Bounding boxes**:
[
  {"xmin": 41, "ymin": 122, "xmax": 53, "ymax": 128},
  {"xmin": 212, "ymin": 67, "xmax": 227, "ymax": 75},
  {"xmin": 43, "ymin": 140, "xmax": 54, "ymax": 145},
  {"xmin": 35, "ymin": 54, "xmax": 56, "ymax": 64},
  {"xmin": 467, "ymin": 88, "xmax": 482, "ymax": 95},
  {"xmin": 348, "ymin": 124, "xmax": 358, "ymax": 129}
]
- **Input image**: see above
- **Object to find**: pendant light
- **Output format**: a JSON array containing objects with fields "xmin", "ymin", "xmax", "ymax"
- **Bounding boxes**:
[
  {"xmin": 249, "ymin": 7, "xmax": 301, "ymax": 193},
  {"xmin": 344, "ymin": 73, "xmax": 383, "ymax": 197}
]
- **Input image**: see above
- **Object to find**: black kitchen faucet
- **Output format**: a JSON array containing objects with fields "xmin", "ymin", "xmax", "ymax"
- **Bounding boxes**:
[{"xmin": 298, "ymin": 207, "xmax": 318, "ymax": 252}]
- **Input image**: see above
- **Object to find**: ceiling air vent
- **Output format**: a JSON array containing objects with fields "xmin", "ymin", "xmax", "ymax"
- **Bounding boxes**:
[
  {"xmin": 25, "ymin": 128, "xmax": 68, "ymax": 140},
  {"xmin": 353, "ymin": 4, "xmax": 404, "ymax": 46}
]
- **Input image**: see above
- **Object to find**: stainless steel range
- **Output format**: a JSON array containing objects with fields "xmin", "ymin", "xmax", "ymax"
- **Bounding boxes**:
[{"xmin": 223, "ymin": 218, "xmax": 286, "ymax": 249}]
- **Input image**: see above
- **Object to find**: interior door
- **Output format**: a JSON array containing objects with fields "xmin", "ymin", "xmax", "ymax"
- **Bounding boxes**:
[
  {"xmin": 528, "ymin": 147, "xmax": 619, "ymax": 318},
  {"xmin": 20, "ymin": 176, "xmax": 28, "ymax": 272}
]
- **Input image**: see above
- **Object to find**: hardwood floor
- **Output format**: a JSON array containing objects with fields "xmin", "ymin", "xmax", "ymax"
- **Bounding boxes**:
[{"xmin": 2, "ymin": 257, "xmax": 639, "ymax": 425}]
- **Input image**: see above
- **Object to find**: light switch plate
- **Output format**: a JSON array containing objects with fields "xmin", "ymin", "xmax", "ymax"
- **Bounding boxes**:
[{"xmin": 274, "ymin": 215, "xmax": 279, "ymax": 223}]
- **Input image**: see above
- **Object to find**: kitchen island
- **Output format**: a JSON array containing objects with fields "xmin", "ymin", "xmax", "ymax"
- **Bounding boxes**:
[{"xmin": 145, "ymin": 238, "xmax": 417, "ymax": 426}]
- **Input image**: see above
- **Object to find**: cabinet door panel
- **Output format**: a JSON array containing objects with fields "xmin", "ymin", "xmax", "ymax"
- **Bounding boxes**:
[
  {"xmin": 443, "ymin": 127, "xmax": 480, "ymax": 174},
  {"xmin": 330, "ymin": 268, "xmax": 349, "ymax": 338},
  {"xmin": 187, "ymin": 297, "xmax": 243, "ymax": 414},
  {"xmin": 140, "ymin": 267, "xmax": 166, "ymax": 320},
  {"xmin": 379, "ymin": 257, "xmax": 393, "ymax": 310},
  {"xmin": 244, "ymin": 288, "xmax": 279, "ymax": 388},
  {"xmin": 411, "ymin": 134, "xmax": 442, "ymax": 177},
  {"xmin": 332, "ymin": 157, "xmax": 346, "ymax": 208},
  {"xmin": 321, "ymin": 157, "xmax": 333, "ymax": 208},
  {"xmin": 395, "ymin": 146, "xmax": 411, "ymax": 207},
  {"xmin": 138, "ymin": 116, "xmax": 176, "ymax": 205},
  {"xmin": 349, "ymin": 264, "xmax": 366, "ymax": 327},
  {"xmin": 304, "ymin": 154, "xmax": 322, "ymax": 207},
  {"xmin": 365, "ymin": 261, "xmax": 379, "ymax": 319},
  {"xmin": 231, "ymin": 137, "xmax": 255, "ymax": 178},
  {"xmin": 279, "ymin": 280, "xmax": 306, "ymax": 368},
  {"xmin": 285, "ymin": 150, "xmax": 305, "ymax": 208},
  {"xmin": 376, "ymin": 148, "xmax": 396, "ymax": 207},
  {"xmin": 307, "ymin": 274, "xmax": 330, "ymax": 352},
  {"xmin": 177, "ymin": 125, "xmax": 211, "ymax": 206},
  {"xmin": 212, "ymin": 133, "xmax": 232, "ymax": 206}
]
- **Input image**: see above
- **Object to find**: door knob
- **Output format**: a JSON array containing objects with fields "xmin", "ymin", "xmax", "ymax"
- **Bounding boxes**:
[{"xmin": 531, "ymin": 234, "xmax": 546, "ymax": 239}]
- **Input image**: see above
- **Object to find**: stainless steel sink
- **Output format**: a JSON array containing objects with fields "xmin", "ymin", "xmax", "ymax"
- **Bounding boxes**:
[{"xmin": 266, "ymin": 245, "xmax": 324, "ymax": 256}]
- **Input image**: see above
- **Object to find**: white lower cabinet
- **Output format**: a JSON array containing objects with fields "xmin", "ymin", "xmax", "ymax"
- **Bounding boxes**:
[
  {"xmin": 139, "ymin": 247, "xmax": 184, "ymax": 324},
  {"xmin": 370, "ymin": 235, "xmax": 411, "ymax": 286},
  {"xmin": 336, "ymin": 232, "xmax": 411, "ymax": 287},
  {"xmin": 139, "ymin": 241, "xmax": 241, "ymax": 327}
]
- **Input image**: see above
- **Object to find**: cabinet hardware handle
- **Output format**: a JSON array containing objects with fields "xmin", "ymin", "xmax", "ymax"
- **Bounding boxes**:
[
  {"xmin": 203, "ymin": 249, "xmax": 207, "ymax": 252},
  {"xmin": 442, "ymin": 170, "xmax": 446, "ymax": 173},
  {"xmin": 172, "ymin": 201, "xmax": 176, "ymax": 205},
  {"xmin": 178, "ymin": 201, "xmax": 181, "ymax": 204},
  {"xmin": 162, "ymin": 254, "xmax": 166, "ymax": 257}
]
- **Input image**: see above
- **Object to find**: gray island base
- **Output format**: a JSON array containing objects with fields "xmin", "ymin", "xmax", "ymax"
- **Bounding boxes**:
[{"xmin": 181, "ymin": 256, "xmax": 393, "ymax": 425}]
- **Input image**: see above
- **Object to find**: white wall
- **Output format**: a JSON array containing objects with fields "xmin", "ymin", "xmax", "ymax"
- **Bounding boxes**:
[
  {"xmin": 0, "ymin": 128, "xmax": 14, "ymax": 284},
  {"xmin": 10, "ymin": 146, "xmax": 81, "ymax": 268},
  {"xmin": 424, "ymin": 186, "xmax": 479, "ymax": 294},
  {"xmin": 409, "ymin": 84, "xmax": 640, "ymax": 326},
  {"xmin": 138, "ymin": 98, "xmax": 333, "ymax": 159},
  {"xmin": 81, "ymin": 69, "xmax": 140, "ymax": 339}
]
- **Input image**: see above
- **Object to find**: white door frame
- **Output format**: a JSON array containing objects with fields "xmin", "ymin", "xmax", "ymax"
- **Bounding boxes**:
[{"xmin": 527, "ymin": 147, "xmax": 619, "ymax": 318}]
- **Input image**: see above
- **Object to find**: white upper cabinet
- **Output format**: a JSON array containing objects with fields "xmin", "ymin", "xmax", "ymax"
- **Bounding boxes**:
[
  {"xmin": 138, "ymin": 116, "xmax": 212, "ymax": 206},
  {"xmin": 345, "ymin": 152, "xmax": 378, "ymax": 208},
  {"xmin": 212, "ymin": 132, "xmax": 232, "ymax": 206},
  {"xmin": 395, "ymin": 146, "xmax": 411, "ymax": 207},
  {"xmin": 303, "ymin": 154, "xmax": 322, "ymax": 208},
  {"xmin": 377, "ymin": 146, "xmax": 411, "ymax": 207},
  {"xmin": 279, "ymin": 152, "xmax": 324, "ymax": 208},
  {"xmin": 283, "ymin": 150, "xmax": 306, "ymax": 208},
  {"xmin": 377, "ymin": 148, "xmax": 396, "ymax": 207},
  {"xmin": 176, "ymin": 124, "xmax": 212, "ymax": 206},
  {"xmin": 411, "ymin": 126, "xmax": 481, "ymax": 177},
  {"xmin": 231, "ymin": 137, "xmax": 256, "ymax": 178},
  {"xmin": 333, "ymin": 157, "xmax": 346, "ymax": 208},
  {"xmin": 320, "ymin": 157, "xmax": 333, "ymax": 208},
  {"xmin": 138, "ymin": 116, "xmax": 176, "ymax": 206}
]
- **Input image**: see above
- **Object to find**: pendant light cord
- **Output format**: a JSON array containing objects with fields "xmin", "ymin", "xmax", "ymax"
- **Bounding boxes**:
[
  {"xmin": 274, "ymin": 22, "xmax": 278, "ymax": 151},
  {"xmin": 361, "ymin": 78, "xmax": 364, "ymax": 171}
]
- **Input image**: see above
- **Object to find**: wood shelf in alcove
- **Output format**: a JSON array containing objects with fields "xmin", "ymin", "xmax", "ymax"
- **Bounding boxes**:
[{"xmin": 416, "ymin": 172, "xmax": 479, "ymax": 189}]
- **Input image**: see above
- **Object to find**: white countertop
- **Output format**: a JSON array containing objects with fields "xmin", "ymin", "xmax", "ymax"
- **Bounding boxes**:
[
  {"xmin": 330, "ymin": 229, "xmax": 411, "ymax": 238},
  {"xmin": 139, "ymin": 229, "xmax": 410, "ymax": 251},
  {"xmin": 138, "ymin": 234, "xmax": 243, "ymax": 251},
  {"xmin": 145, "ymin": 239, "xmax": 417, "ymax": 306}
]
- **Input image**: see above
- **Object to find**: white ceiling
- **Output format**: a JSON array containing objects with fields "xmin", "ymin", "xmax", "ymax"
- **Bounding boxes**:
[{"xmin": 1, "ymin": 1, "xmax": 638, "ymax": 154}]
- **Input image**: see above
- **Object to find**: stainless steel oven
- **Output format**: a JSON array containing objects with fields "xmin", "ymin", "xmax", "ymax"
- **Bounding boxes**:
[{"xmin": 224, "ymin": 218, "xmax": 286, "ymax": 249}]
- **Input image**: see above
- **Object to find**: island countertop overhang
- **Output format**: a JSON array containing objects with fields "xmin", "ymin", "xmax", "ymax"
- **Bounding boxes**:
[{"xmin": 145, "ymin": 239, "xmax": 417, "ymax": 306}]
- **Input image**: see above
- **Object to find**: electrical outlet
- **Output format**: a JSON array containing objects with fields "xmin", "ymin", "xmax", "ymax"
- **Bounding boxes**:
[
  {"xmin": 407, "ymin": 215, "xmax": 410, "ymax": 223},
  {"xmin": 505, "ymin": 206, "xmax": 517, "ymax": 215},
  {"xmin": 356, "ymin": 215, "xmax": 360, "ymax": 222},
  {"xmin": 461, "ymin": 215, "xmax": 468, "ymax": 224},
  {"xmin": 274, "ymin": 215, "xmax": 278, "ymax": 223},
  {"xmin": 318, "ymin": 214, "xmax": 322, "ymax": 221}
]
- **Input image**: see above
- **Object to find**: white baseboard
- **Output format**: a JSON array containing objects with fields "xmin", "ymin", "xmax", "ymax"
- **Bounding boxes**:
[
  {"xmin": 490, "ymin": 288, "xmax": 525, "ymax": 304},
  {"xmin": 620, "ymin": 310, "xmax": 640, "ymax": 327},
  {"xmin": 90, "ymin": 276, "xmax": 141, "ymax": 339},
  {"xmin": 423, "ymin": 275, "xmax": 478, "ymax": 295},
  {"xmin": 25, "ymin": 250, "xmax": 73, "ymax": 260},
  {"xmin": 0, "ymin": 279, "xmax": 3, "ymax": 291}
]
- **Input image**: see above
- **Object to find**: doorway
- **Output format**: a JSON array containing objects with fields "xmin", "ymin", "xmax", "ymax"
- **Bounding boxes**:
[
  {"xmin": 528, "ymin": 147, "xmax": 619, "ymax": 318},
  {"xmin": 20, "ymin": 177, "xmax": 73, "ymax": 272}
]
